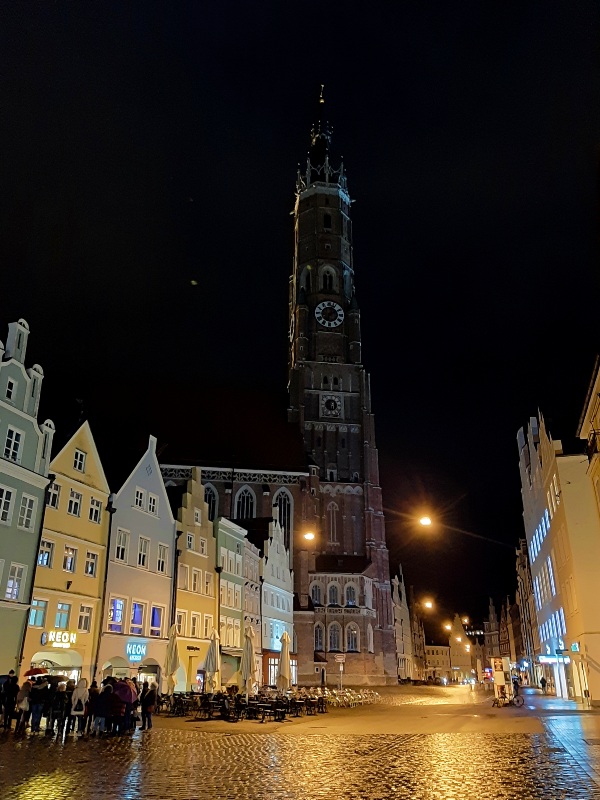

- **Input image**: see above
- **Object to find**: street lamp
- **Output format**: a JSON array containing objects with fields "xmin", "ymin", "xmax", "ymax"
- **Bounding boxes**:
[{"xmin": 303, "ymin": 531, "xmax": 315, "ymax": 541}]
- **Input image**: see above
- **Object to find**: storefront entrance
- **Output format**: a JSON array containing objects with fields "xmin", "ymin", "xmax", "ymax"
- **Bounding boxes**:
[{"xmin": 30, "ymin": 650, "xmax": 83, "ymax": 683}]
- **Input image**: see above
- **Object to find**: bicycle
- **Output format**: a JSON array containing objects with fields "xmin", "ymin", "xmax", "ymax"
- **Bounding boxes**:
[{"xmin": 492, "ymin": 693, "xmax": 524, "ymax": 708}]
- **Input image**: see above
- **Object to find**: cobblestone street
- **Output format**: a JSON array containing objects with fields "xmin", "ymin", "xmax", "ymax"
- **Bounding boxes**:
[{"xmin": 1, "ymin": 686, "xmax": 600, "ymax": 800}]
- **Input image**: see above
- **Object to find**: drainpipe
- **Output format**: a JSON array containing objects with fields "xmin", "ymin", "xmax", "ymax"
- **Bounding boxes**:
[
  {"xmin": 91, "ymin": 493, "xmax": 116, "ymax": 682},
  {"xmin": 17, "ymin": 473, "xmax": 54, "ymax": 673}
]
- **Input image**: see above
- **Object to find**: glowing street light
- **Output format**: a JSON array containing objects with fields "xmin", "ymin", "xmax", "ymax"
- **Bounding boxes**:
[
  {"xmin": 423, "ymin": 600, "xmax": 433, "ymax": 610},
  {"xmin": 419, "ymin": 516, "xmax": 432, "ymax": 527},
  {"xmin": 443, "ymin": 623, "xmax": 452, "ymax": 631},
  {"xmin": 303, "ymin": 532, "xmax": 315, "ymax": 541},
  {"xmin": 462, "ymin": 617, "xmax": 469, "ymax": 625}
]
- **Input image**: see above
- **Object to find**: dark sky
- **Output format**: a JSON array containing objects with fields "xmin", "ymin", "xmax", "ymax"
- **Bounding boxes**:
[{"xmin": 2, "ymin": 3, "xmax": 600, "ymax": 634}]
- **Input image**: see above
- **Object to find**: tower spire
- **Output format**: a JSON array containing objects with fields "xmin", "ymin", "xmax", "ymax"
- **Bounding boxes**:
[{"xmin": 308, "ymin": 84, "xmax": 332, "ymax": 172}]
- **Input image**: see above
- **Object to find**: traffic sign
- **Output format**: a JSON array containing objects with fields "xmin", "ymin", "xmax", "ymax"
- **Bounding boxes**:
[{"xmin": 334, "ymin": 654, "xmax": 346, "ymax": 663}]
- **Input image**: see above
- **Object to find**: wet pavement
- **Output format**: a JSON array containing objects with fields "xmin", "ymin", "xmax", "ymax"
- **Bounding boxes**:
[{"xmin": 1, "ymin": 686, "xmax": 600, "ymax": 800}]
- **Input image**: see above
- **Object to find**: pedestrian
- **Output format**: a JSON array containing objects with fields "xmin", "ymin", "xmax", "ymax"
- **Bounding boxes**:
[
  {"xmin": 2, "ymin": 675, "xmax": 19, "ymax": 730},
  {"xmin": 512, "ymin": 676, "xmax": 520, "ymax": 697},
  {"xmin": 109, "ymin": 682, "xmax": 126, "ymax": 735},
  {"xmin": 14, "ymin": 681, "xmax": 32, "ymax": 735},
  {"xmin": 85, "ymin": 680, "xmax": 100, "ymax": 734},
  {"xmin": 29, "ymin": 676, "xmax": 50, "ymax": 733},
  {"xmin": 540, "ymin": 676, "xmax": 547, "ymax": 694},
  {"xmin": 64, "ymin": 679, "xmax": 76, "ymax": 733},
  {"xmin": 48, "ymin": 684, "xmax": 69, "ymax": 737},
  {"xmin": 141, "ymin": 682, "xmax": 157, "ymax": 730},
  {"xmin": 70, "ymin": 678, "xmax": 89, "ymax": 736},
  {"xmin": 91, "ymin": 684, "xmax": 112, "ymax": 736}
]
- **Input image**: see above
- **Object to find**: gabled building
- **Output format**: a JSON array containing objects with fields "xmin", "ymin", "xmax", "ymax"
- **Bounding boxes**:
[
  {"xmin": 448, "ymin": 614, "xmax": 472, "ymax": 682},
  {"xmin": 243, "ymin": 534, "xmax": 262, "ymax": 686},
  {"xmin": 391, "ymin": 570, "xmax": 413, "ymax": 681},
  {"xmin": 97, "ymin": 435, "xmax": 177, "ymax": 688},
  {"xmin": 516, "ymin": 538, "xmax": 540, "ymax": 685},
  {"xmin": 483, "ymin": 598, "xmax": 500, "ymax": 662},
  {"xmin": 215, "ymin": 517, "xmax": 246, "ymax": 686},
  {"xmin": 23, "ymin": 421, "xmax": 110, "ymax": 682},
  {"xmin": 167, "ymin": 467, "xmax": 217, "ymax": 692},
  {"xmin": 0, "ymin": 319, "xmax": 55, "ymax": 674},
  {"xmin": 425, "ymin": 645, "xmax": 450, "ymax": 681}
]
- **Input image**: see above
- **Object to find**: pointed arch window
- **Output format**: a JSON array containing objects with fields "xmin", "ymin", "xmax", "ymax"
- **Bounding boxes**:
[
  {"xmin": 327, "ymin": 501, "xmax": 339, "ymax": 542},
  {"xmin": 314, "ymin": 623, "xmax": 324, "ymax": 652},
  {"xmin": 345, "ymin": 585, "xmax": 357, "ymax": 607},
  {"xmin": 328, "ymin": 622, "xmax": 341, "ymax": 652},
  {"xmin": 311, "ymin": 583, "xmax": 322, "ymax": 606},
  {"xmin": 204, "ymin": 485, "xmax": 218, "ymax": 521},
  {"xmin": 346, "ymin": 623, "xmax": 359, "ymax": 652},
  {"xmin": 273, "ymin": 489, "xmax": 293, "ymax": 552},
  {"xmin": 328, "ymin": 583, "xmax": 340, "ymax": 606},
  {"xmin": 323, "ymin": 272, "xmax": 333, "ymax": 291},
  {"xmin": 235, "ymin": 486, "xmax": 255, "ymax": 520}
]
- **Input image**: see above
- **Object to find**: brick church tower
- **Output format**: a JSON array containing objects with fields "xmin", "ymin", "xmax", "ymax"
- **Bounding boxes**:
[{"xmin": 289, "ymin": 90, "xmax": 397, "ymax": 684}]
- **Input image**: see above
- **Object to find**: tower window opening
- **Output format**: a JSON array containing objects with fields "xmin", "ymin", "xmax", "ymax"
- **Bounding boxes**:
[
  {"xmin": 323, "ymin": 272, "xmax": 333, "ymax": 291},
  {"xmin": 324, "ymin": 198, "xmax": 329, "ymax": 206},
  {"xmin": 316, "ymin": 437, "xmax": 322, "ymax": 447},
  {"xmin": 333, "ymin": 377, "xmax": 338, "ymax": 385},
  {"xmin": 341, "ymin": 438, "xmax": 345, "ymax": 448},
  {"xmin": 323, "ymin": 376, "xmax": 328, "ymax": 385},
  {"xmin": 323, "ymin": 213, "xmax": 332, "ymax": 229}
]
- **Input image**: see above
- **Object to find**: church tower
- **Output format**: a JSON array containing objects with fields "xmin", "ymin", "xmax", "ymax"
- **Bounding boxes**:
[{"xmin": 289, "ymin": 90, "xmax": 397, "ymax": 684}]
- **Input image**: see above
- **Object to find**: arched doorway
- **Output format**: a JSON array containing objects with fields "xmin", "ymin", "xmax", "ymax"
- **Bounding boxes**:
[
  {"xmin": 30, "ymin": 649, "xmax": 83, "ymax": 683},
  {"xmin": 101, "ymin": 656, "xmax": 131, "ymax": 680}
]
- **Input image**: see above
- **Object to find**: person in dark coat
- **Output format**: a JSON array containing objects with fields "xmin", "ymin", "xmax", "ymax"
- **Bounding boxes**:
[
  {"xmin": 29, "ymin": 676, "xmax": 50, "ymax": 733},
  {"xmin": 2, "ymin": 676, "xmax": 18, "ymax": 730},
  {"xmin": 85, "ymin": 680, "xmax": 100, "ymax": 733},
  {"xmin": 91, "ymin": 684, "xmax": 112, "ymax": 736},
  {"xmin": 140, "ymin": 682, "xmax": 157, "ymax": 730},
  {"xmin": 48, "ymin": 684, "xmax": 69, "ymax": 736},
  {"xmin": 109, "ymin": 685, "xmax": 126, "ymax": 735},
  {"xmin": 64, "ymin": 679, "xmax": 76, "ymax": 734}
]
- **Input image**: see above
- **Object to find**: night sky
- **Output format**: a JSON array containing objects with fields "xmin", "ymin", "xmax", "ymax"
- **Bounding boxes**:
[{"xmin": 2, "ymin": 3, "xmax": 600, "ymax": 636}]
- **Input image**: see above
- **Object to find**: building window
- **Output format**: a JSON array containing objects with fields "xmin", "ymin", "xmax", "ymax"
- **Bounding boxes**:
[
  {"xmin": 73, "ymin": 449, "xmax": 86, "ymax": 472},
  {"xmin": 345, "ymin": 585, "xmax": 357, "ymax": 606},
  {"xmin": 157, "ymin": 544, "xmax": 168, "ymax": 573},
  {"xmin": 17, "ymin": 495, "xmax": 36, "ymax": 530},
  {"xmin": 268, "ymin": 657, "xmax": 278, "ymax": 687},
  {"xmin": 78, "ymin": 605, "xmax": 93, "ymax": 633},
  {"xmin": 235, "ymin": 486, "xmax": 255, "ymax": 520},
  {"xmin": 194, "ymin": 508, "xmax": 201, "ymax": 524},
  {"xmin": 204, "ymin": 572, "xmax": 213, "ymax": 596},
  {"xmin": 191, "ymin": 613, "xmax": 201, "ymax": 638},
  {"xmin": 84, "ymin": 551, "xmax": 98, "ymax": 577},
  {"xmin": 203, "ymin": 615, "xmax": 213, "ymax": 638},
  {"xmin": 192, "ymin": 569, "xmax": 201, "ymax": 593},
  {"xmin": 134, "ymin": 487, "xmax": 146, "ymax": 510},
  {"xmin": 328, "ymin": 584, "xmax": 340, "ymax": 606},
  {"xmin": 327, "ymin": 501, "xmax": 339, "ymax": 542},
  {"xmin": 311, "ymin": 584, "xmax": 322, "ymax": 605},
  {"xmin": 29, "ymin": 598, "xmax": 47, "ymax": 627},
  {"xmin": 55, "ymin": 602, "xmax": 71, "ymax": 630},
  {"xmin": 314, "ymin": 623, "xmax": 324, "ymax": 651},
  {"xmin": 273, "ymin": 489, "xmax": 293, "ymax": 551},
  {"xmin": 138, "ymin": 537, "xmax": 150, "ymax": 568},
  {"xmin": 63, "ymin": 546, "xmax": 77, "ymax": 573},
  {"xmin": 115, "ymin": 529, "xmax": 129, "ymax": 562},
  {"xmin": 204, "ymin": 485, "xmax": 217, "ymax": 521},
  {"xmin": 178, "ymin": 564, "xmax": 189, "ymax": 590},
  {"xmin": 547, "ymin": 556, "xmax": 556, "ymax": 596},
  {"xmin": 176, "ymin": 610, "xmax": 186, "ymax": 636},
  {"xmin": 130, "ymin": 601, "xmax": 146, "ymax": 635},
  {"xmin": 4, "ymin": 563, "xmax": 25, "ymax": 601},
  {"xmin": 0, "ymin": 486, "xmax": 13, "ymax": 524},
  {"xmin": 198, "ymin": 537, "xmax": 207, "ymax": 556},
  {"xmin": 4, "ymin": 427, "xmax": 23, "ymax": 462},
  {"xmin": 108, "ymin": 597, "xmax": 125, "ymax": 633},
  {"xmin": 5, "ymin": 378, "xmax": 16, "ymax": 401},
  {"xmin": 38, "ymin": 539, "xmax": 54, "ymax": 567},
  {"xmin": 328, "ymin": 622, "xmax": 341, "ymax": 652},
  {"xmin": 89, "ymin": 497, "xmax": 102, "ymax": 524},
  {"xmin": 47, "ymin": 483, "xmax": 60, "ymax": 509},
  {"xmin": 67, "ymin": 490, "xmax": 82, "ymax": 517},
  {"xmin": 323, "ymin": 212, "xmax": 332, "ymax": 230},
  {"xmin": 234, "ymin": 585, "xmax": 241, "ymax": 609},
  {"xmin": 187, "ymin": 532, "xmax": 194, "ymax": 550},
  {"xmin": 150, "ymin": 605, "xmax": 164, "ymax": 637},
  {"xmin": 346, "ymin": 623, "xmax": 359, "ymax": 652},
  {"xmin": 148, "ymin": 493, "xmax": 158, "ymax": 515}
]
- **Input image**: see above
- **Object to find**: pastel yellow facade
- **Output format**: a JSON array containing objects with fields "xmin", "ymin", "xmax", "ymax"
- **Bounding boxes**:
[
  {"xmin": 172, "ymin": 468, "xmax": 217, "ymax": 692},
  {"xmin": 22, "ymin": 421, "xmax": 110, "ymax": 682}
]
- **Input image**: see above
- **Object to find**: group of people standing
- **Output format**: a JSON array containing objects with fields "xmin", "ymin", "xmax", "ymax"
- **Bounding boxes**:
[{"xmin": 0, "ymin": 672, "xmax": 158, "ymax": 737}]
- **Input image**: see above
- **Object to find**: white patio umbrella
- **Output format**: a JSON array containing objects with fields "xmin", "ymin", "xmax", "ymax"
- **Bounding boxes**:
[
  {"xmin": 204, "ymin": 629, "xmax": 221, "ymax": 693},
  {"xmin": 276, "ymin": 630, "xmax": 292, "ymax": 692},
  {"xmin": 240, "ymin": 624, "xmax": 258, "ymax": 701},
  {"xmin": 164, "ymin": 623, "xmax": 180, "ymax": 696}
]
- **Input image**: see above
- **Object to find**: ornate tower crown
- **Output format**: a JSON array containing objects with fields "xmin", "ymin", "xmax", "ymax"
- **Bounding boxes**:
[{"xmin": 297, "ymin": 86, "xmax": 347, "ymax": 195}]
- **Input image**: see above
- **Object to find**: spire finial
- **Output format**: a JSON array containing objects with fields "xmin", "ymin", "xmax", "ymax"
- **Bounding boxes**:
[{"xmin": 319, "ymin": 84, "xmax": 325, "ymax": 104}]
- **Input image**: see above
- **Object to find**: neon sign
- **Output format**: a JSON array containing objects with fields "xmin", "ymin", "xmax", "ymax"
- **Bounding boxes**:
[
  {"xmin": 41, "ymin": 631, "xmax": 77, "ymax": 649},
  {"xmin": 126, "ymin": 641, "xmax": 147, "ymax": 663}
]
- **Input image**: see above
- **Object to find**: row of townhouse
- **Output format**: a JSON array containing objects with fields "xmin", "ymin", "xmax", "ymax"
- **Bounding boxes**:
[
  {"xmin": 517, "ymin": 361, "xmax": 600, "ymax": 707},
  {"xmin": 1, "ymin": 320, "xmax": 294, "ymax": 691}
]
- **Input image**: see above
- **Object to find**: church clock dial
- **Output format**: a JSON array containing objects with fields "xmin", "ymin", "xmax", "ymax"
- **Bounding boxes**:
[
  {"xmin": 315, "ymin": 301, "xmax": 344, "ymax": 328},
  {"xmin": 321, "ymin": 394, "xmax": 342, "ymax": 417}
]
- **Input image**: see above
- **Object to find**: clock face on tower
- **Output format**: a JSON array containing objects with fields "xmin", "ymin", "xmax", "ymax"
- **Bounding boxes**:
[
  {"xmin": 315, "ymin": 301, "xmax": 344, "ymax": 328},
  {"xmin": 321, "ymin": 394, "xmax": 342, "ymax": 417}
]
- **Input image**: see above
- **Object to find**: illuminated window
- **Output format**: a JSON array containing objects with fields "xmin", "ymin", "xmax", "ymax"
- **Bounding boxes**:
[
  {"xmin": 108, "ymin": 598, "xmax": 125, "ymax": 633},
  {"xmin": 38, "ymin": 539, "xmax": 54, "ymax": 568},
  {"xmin": 63, "ymin": 546, "xmax": 77, "ymax": 573},
  {"xmin": 130, "ymin": 602, "xmax": 145, "ymax": 635},
  {"xmin": 150, "ymin": 605, "xmax": 163, "ymax": 637},
  {"xmin": 345, "ymin": 585, "xmax": 357, "ymax": 606},
  {"xmin": 29, "ymin": 598, "xmax": 47, "ymax": 627},
  {"xmin": 56, "ymin": 602, "xmax": 71, "ymax": 630}
]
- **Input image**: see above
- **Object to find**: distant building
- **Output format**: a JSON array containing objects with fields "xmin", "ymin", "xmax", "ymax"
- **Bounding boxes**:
[
  {"xmin": 409, "ymin": 587, "xmax": 426, "ymax": 681},
  {"xmin": 448, "ymin": 614, "xmax": 472, "ymax": 681},
  {"xmin": 515, "ymin": 538, "xmax": 540, "ymax": 685},
  {"xmin": 391, "ymin": 570, "xmax": 413, "ymax": 681},
  {"xmin": 483, "ymin": 598, "xmax": 500, "ymax": 663},
  {"xmin": 425, "ymin": 645, "xmax": 450, "ymax": 681},
  {"xmin": 0, "ymin": 319, "xmax": 55, "ymax": 674},
  {"xmin": 23, "ymin": 422, "xmax": 110, "ymax": 683},
  {"xmin": 215, "ymin": 517, "xmax": 246, "ymax": 686}
]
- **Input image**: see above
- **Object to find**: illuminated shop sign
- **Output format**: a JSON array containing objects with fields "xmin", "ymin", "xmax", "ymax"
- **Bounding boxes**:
[
  {"xmin": 538, "ymin": 655, "xmax": 571, "ymax": 665},
  {"xmin": 571, "ymin": 642, "xmax": 580, "ymax": 653},
  {"xmin": 41, "ymin": 631, "xmax": 77, "ymax": 649},
  {"xmin": 126, "ymin": 641, "xmax": 147, "ymax": 663}
]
